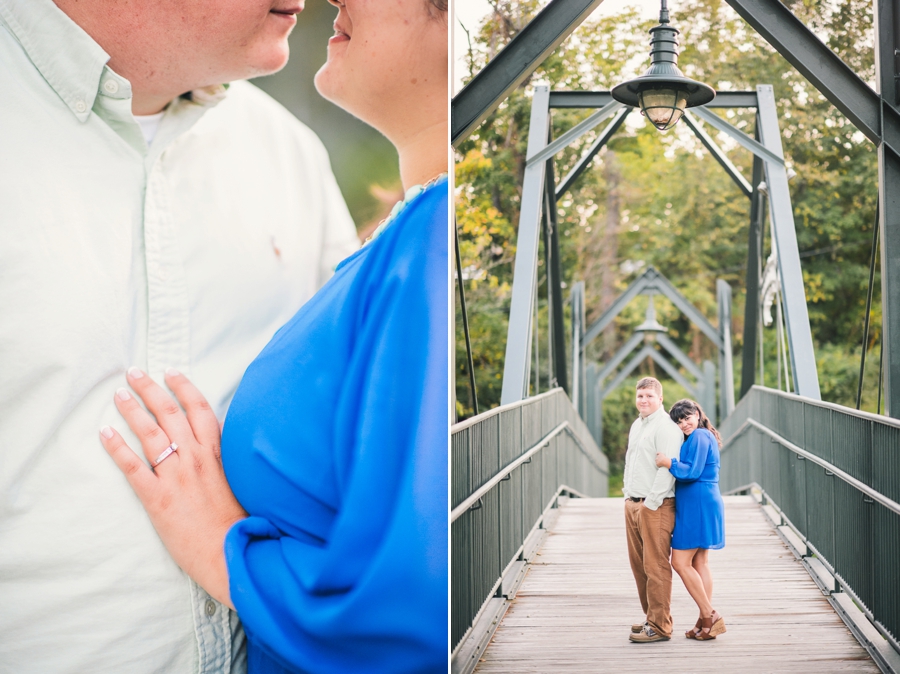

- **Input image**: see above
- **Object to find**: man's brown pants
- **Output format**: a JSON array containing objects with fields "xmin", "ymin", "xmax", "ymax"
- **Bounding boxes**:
[{"xmin": 625, "ymin": 498, "xmax": 675, "ymax": 637}]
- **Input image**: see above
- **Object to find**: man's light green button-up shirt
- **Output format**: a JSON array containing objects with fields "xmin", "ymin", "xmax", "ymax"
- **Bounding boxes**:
[
  {"xmin": 623, "ymin": 406, "xmax": 684, "ymax": 510},
  {"xmin": 0, "ymin": 1, "xmax": 359, "ymax": 672}
]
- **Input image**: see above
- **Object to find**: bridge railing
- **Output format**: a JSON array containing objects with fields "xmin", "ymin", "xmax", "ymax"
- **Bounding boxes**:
[
  {"xmin": 720, "ymin": 386, "xmax": 900, "ymax": 650},
  {"xmin": 451, "ymin": 388, "xmax": 609, "ymax": 652}
]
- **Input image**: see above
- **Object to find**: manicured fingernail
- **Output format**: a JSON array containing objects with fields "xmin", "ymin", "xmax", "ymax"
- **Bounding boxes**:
[
  {"xmin": 100, "ymin": 426, "xmax": 114, "ymax": 439},
  {"xmin": 127, "ymin": 366, "xmax": 144, "ymax": 379},
  {"xmin": 165, "ymin": 367, "xmax": 180, "ymax": 377},
  {"xmin": 116, "ymin": 387, "xmax": 131, "ymax": 401}
]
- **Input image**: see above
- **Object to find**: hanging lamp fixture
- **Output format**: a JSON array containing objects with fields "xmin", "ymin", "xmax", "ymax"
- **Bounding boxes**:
[
  {"xmin": 635, "ymin": 295, "xmax": 667, "ymax": 341},
  {"xmin": 611, "ymin": 0, "xmax": 715, "ymax": 131}
]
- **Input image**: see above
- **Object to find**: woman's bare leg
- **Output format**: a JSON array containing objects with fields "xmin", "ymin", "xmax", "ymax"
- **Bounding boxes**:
[
  {"xmin": 672, "ymin": 549, "xmax": 713, "ymax": 617},
  {"xmin": 692, "ymin": 548, "xmax": 713, "ymax": 601}
]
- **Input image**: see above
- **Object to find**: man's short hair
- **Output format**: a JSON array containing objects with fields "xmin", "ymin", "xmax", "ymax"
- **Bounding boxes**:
[{"xmin": 636, "ymin": 377, "xmax": 662, "ymax": 397}]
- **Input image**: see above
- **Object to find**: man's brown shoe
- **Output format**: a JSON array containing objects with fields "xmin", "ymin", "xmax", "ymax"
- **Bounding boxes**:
[
  {"xmin": 631, "ymin": 621, "xmax": 646, "ymax": 634},
  {"xmin": 629, "ymin": 625, "xmax": 670, "ymax": 643}
]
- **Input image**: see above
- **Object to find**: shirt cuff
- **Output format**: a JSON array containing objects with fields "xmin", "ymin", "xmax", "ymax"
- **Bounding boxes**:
[{"xmin": 643, "ymin": 497, "xmax": 662, "ymax": 511}]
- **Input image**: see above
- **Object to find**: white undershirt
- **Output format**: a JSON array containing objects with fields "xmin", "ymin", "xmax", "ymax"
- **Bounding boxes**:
[{"xmin": 133, "ymin": 111, "xmax": 165, "ymax": 145}]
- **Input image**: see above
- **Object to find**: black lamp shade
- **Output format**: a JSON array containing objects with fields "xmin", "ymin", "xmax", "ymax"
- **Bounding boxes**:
[{"xmin": 611, "ymin": 23, "xmax": 715, "ymax": 131}]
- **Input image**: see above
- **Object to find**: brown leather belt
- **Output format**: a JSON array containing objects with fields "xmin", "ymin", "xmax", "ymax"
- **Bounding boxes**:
[{"xmin": 628, "ymin": 497, "xmax": 645, "ymax": 502}]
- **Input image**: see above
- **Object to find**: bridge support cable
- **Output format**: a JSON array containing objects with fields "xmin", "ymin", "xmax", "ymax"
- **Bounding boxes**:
[
  {"xmin": 703, "ymin": 360, "xmax": 717, "ymax": 422},
  {"xmin": 455, "ymin": 221, "xmax": 479, "ymax": 416},
  {"xmin": 717, "ymin": 279, "xmax": 737, "ymax": 416},
  {"xmin": 570, "ymin": 282, "xmax": 585, "ymax": 412},
  {"xmin": 740, "ymin": 151, "xmax": 765, "ymax": 397},
  {"xmin": 500, "ymin": 86, "xmax": 551, "ymax": 405},
  {"xmin": 450, "ymin": 389, "xmax": 608, "ymax": 668},
  {"xmin": 544, "ymin": 157, "xmax": 569, "ymax": 393},
  {"xmin": 720, "ymin": 386, "xmax": 900, "ymax": 657},
  {"xmin": 757, "ymin": 85, "xmax": 820, "ymax": 399},
  {"xmin": 878, "ymin": 335, "xmax": 885, "ymax": 415},
  {"xmin": 857, "ymin": 203, "xmax": 880, "ymax": 410}
]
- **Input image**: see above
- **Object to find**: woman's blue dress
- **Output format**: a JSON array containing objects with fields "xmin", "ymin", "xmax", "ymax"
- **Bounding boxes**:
[
  {"xmin": 669, "ymin": 428, "xmax": 725, "ymax": 550},
  {"xmin": 219, "ymin": 179, "xmax": 448, "ymax": 673}
]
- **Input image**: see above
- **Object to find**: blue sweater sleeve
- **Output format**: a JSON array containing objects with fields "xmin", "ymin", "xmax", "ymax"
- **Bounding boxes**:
[
  {"xmin": 223, "ymin": 188, "xmax": 448, "ymax": 674},
  {"xmin": 669, "ymin": 429, "xmax": 713, "ymax": 483}
]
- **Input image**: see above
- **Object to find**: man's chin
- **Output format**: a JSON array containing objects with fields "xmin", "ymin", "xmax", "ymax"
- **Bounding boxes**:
[{"xmin": 243, "ymin": 44, "xmax": 291, "ymax": 80}]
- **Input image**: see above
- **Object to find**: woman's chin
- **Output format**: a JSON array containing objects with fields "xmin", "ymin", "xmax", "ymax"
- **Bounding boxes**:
[
  {"xmin": 313, "ymin": 65, "xmax": 342, "ymax": 105},
  {"xmin": 314, "ymin": 69, "xmax": 374, "ymax": 127}
]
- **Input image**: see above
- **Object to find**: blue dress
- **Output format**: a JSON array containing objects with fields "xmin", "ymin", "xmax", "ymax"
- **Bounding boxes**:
[
  {"xmin": 669, "ymin": 428, "xmax": 725, "ymax": 550},
  {"xmin": 220, "ymin": 179, "xmax": 448, "ymax": 673}
]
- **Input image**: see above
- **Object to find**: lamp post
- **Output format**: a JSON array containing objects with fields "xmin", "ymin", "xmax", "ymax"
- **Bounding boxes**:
[{"xmin": 611, "ymin": 0, "xmax": 715, "ymax": 131}]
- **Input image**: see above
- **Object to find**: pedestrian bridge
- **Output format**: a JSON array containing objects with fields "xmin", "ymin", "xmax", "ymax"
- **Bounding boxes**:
[
  {"xmin": 450, "ymin": 388, "xmax": 900, "ymax": 673},
  {"xmin": 473, "ymin": 496, "xmax": 877, "ymax": 673}
]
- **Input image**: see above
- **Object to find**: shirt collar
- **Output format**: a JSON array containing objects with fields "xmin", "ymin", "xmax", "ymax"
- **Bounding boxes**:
[
  {"xmin": 0, "ymin": 0, "xmax": 110, "ymax": 123},
  {"xmin": 0, "ymin": 0, "xmax": 229, "ymax": 126}
]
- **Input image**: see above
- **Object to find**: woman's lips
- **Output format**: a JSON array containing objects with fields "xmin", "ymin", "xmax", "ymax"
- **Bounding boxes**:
[{"xmin": 329, "ymin": 27, "xmax": 350, "ymax": 44}]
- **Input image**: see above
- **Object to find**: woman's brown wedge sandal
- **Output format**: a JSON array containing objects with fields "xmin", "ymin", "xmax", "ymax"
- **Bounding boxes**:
[
  {"xmin": 694, "ymin": 610, "xmax": 726, "ymax": 640},
  {"xmin": 709, "ymin": 610, "xmax": 726, "ymax": 636},
  {"xmin": 685, "ymin": 617, "xmax": 702, "ymax": 639}
]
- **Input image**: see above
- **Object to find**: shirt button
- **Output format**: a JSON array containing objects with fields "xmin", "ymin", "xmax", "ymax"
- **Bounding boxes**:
[
  {"xmin": 205, "ymin": 599, "xmax": 216, "ymax": 616},
  {"xmin": 104, "ymin": 80, "xmax": 119, "ymax": 94},
  {"xmin": 74, "ymin": 100, "xmax": 87, "ymax": 113}
]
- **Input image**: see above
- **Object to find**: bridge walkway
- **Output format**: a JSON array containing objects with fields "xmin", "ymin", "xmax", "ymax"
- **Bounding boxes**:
[{"xmin": 474, "ymin": 496, "xmax": 879, "ymax": 673}]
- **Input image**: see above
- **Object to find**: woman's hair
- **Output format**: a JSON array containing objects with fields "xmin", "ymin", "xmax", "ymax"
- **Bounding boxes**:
[{"xmin": 669, "ymin": 399, "xmax": 722, "ymax": 447}]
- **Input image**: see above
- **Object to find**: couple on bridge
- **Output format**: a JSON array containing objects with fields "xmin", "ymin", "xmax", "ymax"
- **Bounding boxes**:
[{"xmin": 624, "ymin": 377, "xmax": 727, "ymax": 643}]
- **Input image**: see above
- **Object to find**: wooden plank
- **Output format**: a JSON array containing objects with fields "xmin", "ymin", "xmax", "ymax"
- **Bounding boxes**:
[{"xmin": 474, "ymin": 496, "xmax": 879, "ymax": 672}]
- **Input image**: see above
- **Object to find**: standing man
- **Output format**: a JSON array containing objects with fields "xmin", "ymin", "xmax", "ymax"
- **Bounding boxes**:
[
  {"xmin": 0, "ymin": 0, "xmax": 360, "ymax": 672},
  {"xmin": 623, "ymin": 377, "xmax": 684, "ymax": 643}
]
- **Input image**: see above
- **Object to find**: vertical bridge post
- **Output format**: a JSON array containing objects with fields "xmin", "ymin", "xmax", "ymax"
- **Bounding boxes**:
[
  {"xmin": 875, "ymin": 0, "xmax": 900, "ymax": 416},
  {"xmin": 756, "ymin": 85, "xmax": 821, "ymax": 399},
  {"xmin": 501, "ymin": 87, "xmax": 552, "ymax": 405},
  {"xmin": 740, "ymin": 152, "xmax": 765, "ymax": 397}
]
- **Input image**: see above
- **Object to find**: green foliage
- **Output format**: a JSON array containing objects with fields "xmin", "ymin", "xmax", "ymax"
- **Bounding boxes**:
[{"xmin": 455, "ymin": 0, "xmax": 884, "ymax": 458}]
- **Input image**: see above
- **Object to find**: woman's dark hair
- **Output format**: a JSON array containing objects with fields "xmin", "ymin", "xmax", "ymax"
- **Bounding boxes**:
[{"xmin": 669, "ymin": 399, "xmax": 722, "ymax": 447}]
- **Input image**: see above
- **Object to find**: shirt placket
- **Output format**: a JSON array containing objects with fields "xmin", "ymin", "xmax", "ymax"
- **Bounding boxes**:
[{"xmin": 143, "ymin": 151, "xmax": 235, "ymax": 673}]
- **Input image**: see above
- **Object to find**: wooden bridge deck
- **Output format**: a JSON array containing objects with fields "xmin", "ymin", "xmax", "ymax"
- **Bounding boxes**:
[{"xmin": 474, "ymin": 496, "xmax": 879, "ymax": 673}]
